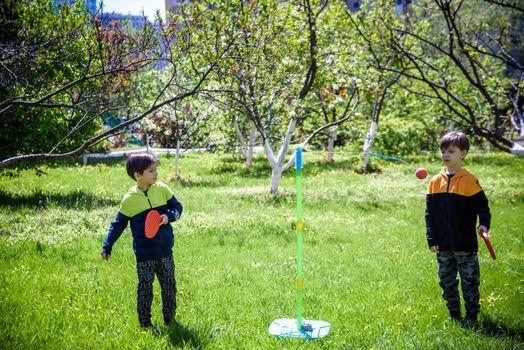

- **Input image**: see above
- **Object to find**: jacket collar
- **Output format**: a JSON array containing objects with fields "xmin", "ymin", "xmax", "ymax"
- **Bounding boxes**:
[{"xmin": 439, "ymin": 168, "xmax": 470, "ymax": 179}]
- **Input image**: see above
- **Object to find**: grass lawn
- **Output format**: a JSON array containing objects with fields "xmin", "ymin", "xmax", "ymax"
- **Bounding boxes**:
[{"xmin": 0, "ymin": 150, "xmax": 523, "ymax": 349}]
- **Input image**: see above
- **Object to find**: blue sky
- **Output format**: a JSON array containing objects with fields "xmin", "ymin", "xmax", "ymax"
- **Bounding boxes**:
[{"xmin": 101, "ymin": 0, "xmax": 165, "ymax": 20}]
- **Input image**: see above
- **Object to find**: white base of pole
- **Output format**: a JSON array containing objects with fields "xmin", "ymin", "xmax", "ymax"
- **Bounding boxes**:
[{"xmin": 268, "ymin": 318, "xmax": 331, "ymax": 339}]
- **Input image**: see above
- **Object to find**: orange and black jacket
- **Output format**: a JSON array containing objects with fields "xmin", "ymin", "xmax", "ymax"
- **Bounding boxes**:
[{"xmin": 425, "ymin": 168, "xmax": 490, "ymax": 252}]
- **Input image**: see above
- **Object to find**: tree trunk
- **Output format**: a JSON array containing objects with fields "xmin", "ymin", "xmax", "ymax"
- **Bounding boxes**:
[
  {"xmin": 362, "ymin": 118, "xmax": 378, "ymax": 168},
  {"xmin": 174, "ymin": 138, "xmax": 180, "ymax": 179},
  {"xmin": 264, "ymin": 118, "xmax": 296, "ymax": 194},
  {"xmin": 145, "ymin": 129, "xmax": 150, "ymax": 152},
  {"xmin": 234, "ymin": 117, "xmax": 257, "ymax": 167},
  {"xmin": 269, "ymin": 168, "xmax": 283, "ymax": 194},
  {"xmin": 520, "ymin": 113, "xmax": 524, "ymax": 138},
  {"xmin": 326, "ymin": 127, "xmax": 338, "ymax": 163},
  {"xmin": 246, "ymin": 124, "xmax": 256, "ymax": 167},
  {"xmin": 234, "ymin": 116, "xmax": 247, "ymax": 158}
]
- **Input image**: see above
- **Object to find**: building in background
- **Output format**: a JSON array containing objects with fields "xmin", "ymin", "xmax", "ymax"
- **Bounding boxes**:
[
  {"xmin": 165, "ymin": 0, "xmax": 216, "ymax": 17},
  {"xmin": 345, "ymin": 0, "xmax": 413, "ymax": 15},
  {"xmin": 100, "ymin": 12, "xmax": 150, "ymax": 30},
  {"xmin": 166, "ymin": 0, "xmax": 414, "ymax": 16},
  {"xmin": 56, "ymin": 0, "xmax": 152, "ymax": 29},
  {"xmin": 165, "ymin": 0, "xmax": 179, "ymax": 14},
  {"xmin": 54, "ymin": 0, "xmax": 97, "ymax": 14}
]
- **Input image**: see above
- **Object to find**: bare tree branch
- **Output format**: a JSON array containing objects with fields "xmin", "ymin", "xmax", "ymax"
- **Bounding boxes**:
[{"xmin": 483, "ymin": 0, "xmax": 524, "ymax": 13}]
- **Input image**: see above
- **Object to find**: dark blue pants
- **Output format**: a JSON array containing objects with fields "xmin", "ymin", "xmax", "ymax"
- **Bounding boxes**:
[{"xmin": 136, "ymin": 255, "xmax": 177, "ymax": 326}]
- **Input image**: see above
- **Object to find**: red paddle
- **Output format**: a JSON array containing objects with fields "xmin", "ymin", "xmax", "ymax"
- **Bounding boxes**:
[
  {"xmin": 145, "ymin": 210, "xmax": 163, "ymax": 239},
  {"xmin": 479, "ymin": 230, "xmax": 496, "ymax": 260}
]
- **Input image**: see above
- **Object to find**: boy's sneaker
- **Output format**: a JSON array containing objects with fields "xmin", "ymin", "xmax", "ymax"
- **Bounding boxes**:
[
  {"xmin": 446, "ymin": 311, "xmax": 462, "ymax": 323},
  {"xmin": 461, "ymin": 314, "xmax": 479, "ymax": 329},
  {"xmin": 164, "ymin": 316, "xmax": 176, "ymax": 326},
  {"xmin": 141, "ymin": 323, "xmax": 161, "ymax": 334}
]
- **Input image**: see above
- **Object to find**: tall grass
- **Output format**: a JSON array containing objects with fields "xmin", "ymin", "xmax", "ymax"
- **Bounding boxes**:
[{"xmin": 0, "ymin": 150, "xmax": 523, "ymax": 349}]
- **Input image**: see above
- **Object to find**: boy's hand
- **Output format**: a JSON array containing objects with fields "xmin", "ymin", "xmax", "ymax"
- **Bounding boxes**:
[
  {"xmin": 101, "ymin": 252, "xmax": 110, "ymax": 260},
  {"xmin": 160, "ymin": 214, "xmax": 169, "ymax": 225},
  {"xmin": 477, "ymin": 225, "xmax": 488, "ymax": 236},
  {"xmin": 430, "ymin": 245, "xmax": 439, "ymax": 253}
]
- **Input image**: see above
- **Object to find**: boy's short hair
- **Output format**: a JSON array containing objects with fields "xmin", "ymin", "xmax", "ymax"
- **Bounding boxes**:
[
  {"xmin": 126, "ymin": 153, "xmax": 159, "ymax": 180},
  {"xmin": 439, "ymin": 131, "xmax": 470, "ymax": 152}
]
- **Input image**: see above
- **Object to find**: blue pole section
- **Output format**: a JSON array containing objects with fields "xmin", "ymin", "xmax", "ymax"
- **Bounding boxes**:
[{"xmin": 296, "ymin": 148, "xmax": 302, "ymax": 170}]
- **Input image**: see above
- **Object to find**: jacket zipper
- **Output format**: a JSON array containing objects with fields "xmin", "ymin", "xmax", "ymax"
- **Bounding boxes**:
[
  {"xmin": 143, "ymin": 190, "xmax": 153, "ymax": 208},
  {"xmin": 446, "ymin": 174, "xmax": 454, "ymax": 250}
]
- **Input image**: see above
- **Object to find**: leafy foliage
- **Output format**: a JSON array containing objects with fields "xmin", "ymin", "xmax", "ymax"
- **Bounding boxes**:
[
  {"xmin": 1, "ymin": 0, "xmax": 523, "ymax": 173},
  {"xmin": 0, "ymin": 0, "xmax": 102, "ymax": 158},
  {"xmin": 377, "ymin": 0, "xmax": 523, "ymax": 152}
]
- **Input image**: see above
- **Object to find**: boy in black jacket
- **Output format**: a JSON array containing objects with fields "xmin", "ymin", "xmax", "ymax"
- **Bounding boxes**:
[{"xmin": 425, "ymin": 131, "xmax": 491, "ymax": 327}]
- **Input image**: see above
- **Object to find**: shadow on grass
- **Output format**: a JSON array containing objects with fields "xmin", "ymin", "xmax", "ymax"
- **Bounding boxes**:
[
  {"xmin": 306, "ymin": 156, "xmax": 366, "ymax": 174},
  {"xmin": 167, "ymin": 175, "xmax": 233, "ymax": 189},
  {"xmin": 0, "ymin": 189, "xmax": 119, "ymax": 209},
  {"xmin": 237, "ymin": 191, "xmax": 295, "ymax": 207},
  {"xmin": 479, "ymin": 315, "xmax": 524, "ymax": 341},
  {"xmin": 212, "ymin": 156, "xmax": 272, "ymax": 179},
  {"xmin": 1, "ymin": 155, "xmax": 125, "ymax": 172},
  {"xmin": 167, "ymin": 322, "xmax": 209, "ymax": 349}
]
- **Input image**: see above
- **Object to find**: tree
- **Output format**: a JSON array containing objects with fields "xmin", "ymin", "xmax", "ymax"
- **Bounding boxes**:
[
  {"xmin": 0, "ymin": 0, "xmax": 236, "ymax": 169},
  {"xmin": 372, "ymin": 0, "xmax": 524, "ymax": 154},
  {"xmin": 0, "ymin": 0, "xmax": 127, "ymax": 160},
  {"xmin": 213, "ymin": 0, "xmax": 353, "ymax": 194},
  {"xmin": 344, "ymin": 1, "xmax": 407, "ymax": 167},
  {"xmin": 299, "ymin": 0, "xmax": 362, "ymax": 163},
  {"xmin": 200, "ymin": 85, "xmax": 261, "ymax": 166}
]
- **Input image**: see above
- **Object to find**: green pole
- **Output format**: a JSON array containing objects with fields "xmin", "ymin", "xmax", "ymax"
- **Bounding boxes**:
[{"xmin": 295, "ymin": 148, "xmax": 303, "ymax": 330}]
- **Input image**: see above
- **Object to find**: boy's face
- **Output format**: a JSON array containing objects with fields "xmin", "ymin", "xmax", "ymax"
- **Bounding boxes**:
[
  {"xmin": 441, "ymin": 145, "xmax": 467, "ymax": 170},
  {"xmin": 135, "ymin": 164, "xmax": 158, "ymax": 187}
]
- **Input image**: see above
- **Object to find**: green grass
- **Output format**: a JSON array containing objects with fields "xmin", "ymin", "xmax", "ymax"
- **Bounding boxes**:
[{"xmin": 1, "ymin": 151, "xmax": 523, "ymax": 349}]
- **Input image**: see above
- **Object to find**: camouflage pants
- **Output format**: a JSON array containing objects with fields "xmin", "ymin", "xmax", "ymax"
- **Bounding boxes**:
[
  {"xmin": 136, "ymin": 255, "xmax": 177, "ymax": 326},
  {"xmin": 436, "ymin": 251, "xmax": 480, "ymax": 317}
]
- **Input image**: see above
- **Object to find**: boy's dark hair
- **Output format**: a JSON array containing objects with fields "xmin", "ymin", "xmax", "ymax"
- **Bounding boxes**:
[
  {"xmin": 439, "ymin": 131, "xmax": 470, "ymax": 152},
  {"xmin": 126, "ymin": 153, "xmax": 159, "ymax": 180}
]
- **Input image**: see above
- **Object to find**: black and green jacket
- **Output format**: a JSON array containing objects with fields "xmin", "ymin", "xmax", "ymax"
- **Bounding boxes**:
[
  {"xmin": 425, "ymin": 168, "xmax": 490, "ymax": 252},
  {"xmin": 102, "ymin": 181, "xmax": 183, "ymax": 262}
]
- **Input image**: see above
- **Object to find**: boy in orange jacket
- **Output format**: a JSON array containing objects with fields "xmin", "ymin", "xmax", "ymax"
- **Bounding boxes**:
[{"xmin": 425, "ymin": 131, "xmax": 491, "ymax": 327}]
